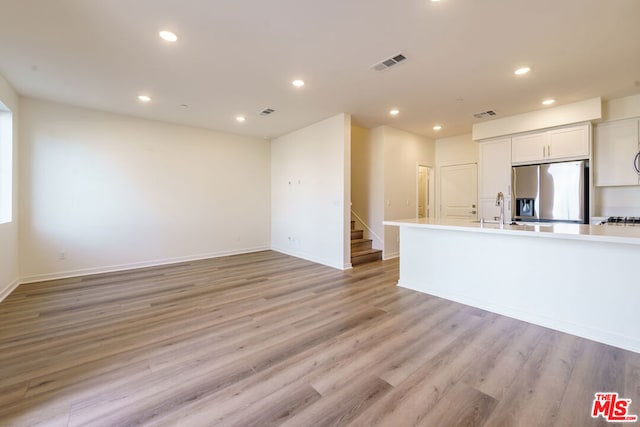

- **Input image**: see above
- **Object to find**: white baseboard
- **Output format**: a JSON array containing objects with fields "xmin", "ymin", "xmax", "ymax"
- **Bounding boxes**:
[
  {"xmin": 383, "ymin": 251, "xmax": 399, "ymax": 260},
  {"xmin": 271, "ymin": 246, "xmax": 347, "ymax": 271},
  {"xmin": 0, "ymin": 278, "xmax": 20, "ymax": 303},
  {"xmin": 398, "ymin": 280, "xmax": 640, "ymax": 355},
  {"xmin": 19, "ymin": 246, "xmax": 271, "ymax": 284}
]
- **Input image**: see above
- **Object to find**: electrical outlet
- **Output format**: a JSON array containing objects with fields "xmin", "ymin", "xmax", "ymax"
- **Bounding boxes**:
[{"xmin": 58, "ymin": 251, "xmax": 66, "ymax": 260}]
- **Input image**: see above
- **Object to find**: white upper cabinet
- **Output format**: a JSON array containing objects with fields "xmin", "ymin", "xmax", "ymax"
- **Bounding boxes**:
[
  {"xmin": 511, "ymin": 132, "xmax": 548, "ymax": 164},
  {"xmin": 478, "ymin": 137, "xmax": 511, "ymax": 221},
  {"xmin": 547, "ymin": 125, "xmax": 590, "ymax": 160},
  {"xmin": 512, "ymin": 124, "xmax": 590, "ymax": 164},
  {"xmin": 594, "ymin": 118, "xmax": 640, "ymax": 186}
]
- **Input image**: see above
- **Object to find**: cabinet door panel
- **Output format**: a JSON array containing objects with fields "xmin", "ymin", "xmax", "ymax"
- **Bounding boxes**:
[
  {"xmin": 512, "ymin": 132, "xmax": 547, "ymax": 164},
  {"xmin": 548, "ymin": 125, "xmax": 590, "ymax": 160},
  {"xmin": 595, "ymin": 119, "xmax": 640, "ymax": 186}
]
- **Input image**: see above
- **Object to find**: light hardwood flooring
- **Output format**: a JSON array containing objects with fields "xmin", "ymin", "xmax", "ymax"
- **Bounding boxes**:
[{"xmin": 0, "ymin": 250, "xmax": 638, "ymax": 426}]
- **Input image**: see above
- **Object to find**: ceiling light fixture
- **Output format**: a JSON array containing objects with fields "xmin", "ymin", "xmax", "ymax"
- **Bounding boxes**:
[
  {"xmin": 433, "ymin": 125, "xmax": 442, "ymax": 131},
  {"xmin": 159, "ymin": 30, "xmax": 178, "ymax": 42},
  {"xmin": 514, "ymin": 67, "xmax": 531, "ymax": 75},
  {"xmin": 236, "ymin": 116, "xmax": 246, "ymax": 123},
  {"xmin": 542, "ymin": 99, "xmax": 556, "ymax": 106},
  {"xmin": 389, "ymin": 109, "xmax": 400, "ymax": 116},
  {"xmin": 137, "ymin": 95, "xmax": 151, "ymax": 102},
  {"xmin": 292, "ymin": 80, "xmax": 305, "ymax": 87}
]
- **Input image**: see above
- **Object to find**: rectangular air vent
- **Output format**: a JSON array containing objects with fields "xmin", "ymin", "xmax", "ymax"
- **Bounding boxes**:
[
  {"xmin": 473, "ymin": 110, "xmax": 497, "ymax": 119},
  {"xmin": 371, "ymin": 53, "xmax": 407, "ymax": 71},
  {"xmin": 259, "ymin": 108, "xmax": 275, "ymax": 116}
]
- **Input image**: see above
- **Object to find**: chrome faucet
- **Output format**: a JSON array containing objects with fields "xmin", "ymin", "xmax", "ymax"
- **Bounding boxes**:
[{"xmin": 496, "ymin": 192, "xmax": 505, "ymax": 227}]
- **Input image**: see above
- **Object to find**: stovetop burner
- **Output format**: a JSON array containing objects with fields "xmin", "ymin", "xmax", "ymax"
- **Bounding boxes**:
[{"xmin": 605, "ymin": 216, "xmax": 640, "ymax": 225}]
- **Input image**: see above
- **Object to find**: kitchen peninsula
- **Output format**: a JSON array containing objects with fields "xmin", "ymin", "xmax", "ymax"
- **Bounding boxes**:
[{"xmin": 384, "ymin": 218, "xmax": 640, "ymax": 353}]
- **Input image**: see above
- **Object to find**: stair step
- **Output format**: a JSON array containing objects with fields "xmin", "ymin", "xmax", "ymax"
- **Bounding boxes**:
[
  {"xmin": 350, "ymin": 229, "xmax": 363, "ymax": 240},
  {"xmin": 350, "ymin": 238, "xmax": 373, "ymax": 252},
  {"xmin": 351, "ymin": 248, "xmax": 383, "ymax": 266}
]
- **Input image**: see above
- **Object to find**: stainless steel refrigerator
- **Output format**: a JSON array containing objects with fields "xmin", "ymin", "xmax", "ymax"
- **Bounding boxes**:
[{"xmin": 512, "ymin": 160, "xmax": 588, "ymax": 223}]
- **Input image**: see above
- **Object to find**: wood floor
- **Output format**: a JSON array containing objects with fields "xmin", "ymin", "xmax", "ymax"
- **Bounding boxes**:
[{"xmin": 1, "ymin": 251, "xmax": 638, "ymax": 426}]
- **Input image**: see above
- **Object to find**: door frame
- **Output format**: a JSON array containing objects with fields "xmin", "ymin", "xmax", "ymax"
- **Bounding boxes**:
[{"xmin": 416, "ymin": 164, "xmax": 435, "ymax": 219}]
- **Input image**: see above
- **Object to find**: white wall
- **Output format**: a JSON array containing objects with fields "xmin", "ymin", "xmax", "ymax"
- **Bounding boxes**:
[
  {"xmin": 351, "ymin": 125, "xmax": 383, "ymax": 249},
  {"xmin": 271, "ymin": 114, "xmax": 351, "ymax": 269},
  {"xmin": 594, "ymin": 94, "xmax": 640, "ymax": 217},
  {"xmin": 0, "ymin": 74, "xmax": 19, "ymax": 300},
  {"xmin": 382, "ymin": 126, "xmax": 435, "ymax": 258},
  {"xmin": 351, "ymin": 125, "xmax": 434, "ymax": 259},
  {"xmin": 19, "ymin": 98, "xmax": 271, "ymax": 282},
  {"xmin": 435, "ymin": 133, "xmax": 478, "ymax": 218},
  {"xmin": 366, "ymin": 127, "xmax": 386, "ymax": 251}
]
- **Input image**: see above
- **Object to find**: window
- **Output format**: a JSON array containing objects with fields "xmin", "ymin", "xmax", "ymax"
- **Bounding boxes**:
[{"xmin": 0, "ymin": 102, "xmax": 12, "ymax": 224}]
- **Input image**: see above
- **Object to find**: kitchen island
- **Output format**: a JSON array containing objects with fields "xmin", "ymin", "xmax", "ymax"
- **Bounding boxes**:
[{"xmin": 383, "ymin": 218, "xmax": 640, "ymax": 353}]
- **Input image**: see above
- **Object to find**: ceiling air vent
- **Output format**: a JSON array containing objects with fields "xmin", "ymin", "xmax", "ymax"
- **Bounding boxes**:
[
  {"xmin": 371, "ymin": 53, "xmax": 407, "ymax": 71},
  {"xmin": 259, "ymin": 108, "xmax": 275, "ymax": 116},
  {"xmin": 473, "ymin": 110, "xmax": 497, "ymax": 119}
]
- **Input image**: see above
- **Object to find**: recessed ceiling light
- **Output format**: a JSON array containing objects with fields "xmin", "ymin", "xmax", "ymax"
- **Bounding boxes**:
[
  {"xmin": 236, "ymin": 116, "xmax": 246, "ymax": 123},
  {"xmin": 389, "ymin": 109, "xmax": 400, "ymax": 116},
  {"xmin": 159, "ymin": 30, "xmax": 178, "ymax": 42},
  {"xmin": 433, "ymin": 125, "xmax": 442, "ymax": 131},
  {"xmin": 514, "ymin": 67, "xmax": 531, "ymax": 75},
  {"xmin": 542, "ymin": 99, "xmax": 556, "ymax": 106},
  {"xmin": 292, "ymin": 80, "xmax": 305, "ymax": 87},
  {"xmin": 137, "ymin": 95, "xmax": 151, "ymax": 102}
]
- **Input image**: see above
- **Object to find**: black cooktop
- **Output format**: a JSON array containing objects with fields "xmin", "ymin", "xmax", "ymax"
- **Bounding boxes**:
[{"xmin": 605, "ymin": 216, "xmax": 640, "ymax": 224}]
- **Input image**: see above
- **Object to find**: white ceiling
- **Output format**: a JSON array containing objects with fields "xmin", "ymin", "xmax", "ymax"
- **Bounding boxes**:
[{"xmin": 1, "ymin": 0, "xmax": 639, "ymax": 140}]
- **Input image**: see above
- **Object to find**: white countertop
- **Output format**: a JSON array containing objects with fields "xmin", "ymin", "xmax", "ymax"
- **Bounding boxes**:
[{"xmin": 383, "ymin": 217, "xmax": 640, "ymax": 246}]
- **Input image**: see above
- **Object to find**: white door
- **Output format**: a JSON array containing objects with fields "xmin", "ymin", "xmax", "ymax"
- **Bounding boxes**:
[{"xmin": 440, "ymin": 163, "xmax": 478, "ymax": 219}]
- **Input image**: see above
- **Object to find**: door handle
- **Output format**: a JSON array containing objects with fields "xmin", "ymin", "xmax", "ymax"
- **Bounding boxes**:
[{"xmin": 469, "ymin": 210, "xmax": 477, "ymax": 214}]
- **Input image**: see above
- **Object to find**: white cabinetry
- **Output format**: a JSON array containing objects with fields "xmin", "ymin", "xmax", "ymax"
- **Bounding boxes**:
[
  {"xmin": 548, "ymin": 125, "xmax": 590, "ymax": 160},
  {"xmin": 511, "ymin": 133, "xmax": 547, "ymax": 164},
  {"xmin": 594, "ymin": 118, "xmax": 640, "ymax": 186},
  {"xmin": 478, "ymin": 137, "xmax": 512, "ymax": 221},
  {"xmin": 512, "ymin": 124, "xmax": 590, "ymax": 164}
]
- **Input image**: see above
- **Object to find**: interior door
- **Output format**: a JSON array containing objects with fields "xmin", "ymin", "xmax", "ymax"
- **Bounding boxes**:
[{"xmin": 440, "ymin": 163, "xmax": 478, "ymax": 219}]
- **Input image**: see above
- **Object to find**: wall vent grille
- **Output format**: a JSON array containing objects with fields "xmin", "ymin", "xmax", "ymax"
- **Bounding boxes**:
[
  {"xmin": 473, "ymin": 110, "xmax": 497, "ymax": 119},
  {"xmin": 259, "ymin": 108, "xmax": 275, "ymax": 116},
  {"xmin": 371, "ymin": 53, "xmax": 407, "ymax": 71}
]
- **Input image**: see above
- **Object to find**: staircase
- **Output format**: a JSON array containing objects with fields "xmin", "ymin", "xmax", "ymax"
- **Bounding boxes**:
[{"xmin": 350, "ymin": 220, "xmax": 383, "ymax": 266}]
